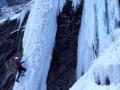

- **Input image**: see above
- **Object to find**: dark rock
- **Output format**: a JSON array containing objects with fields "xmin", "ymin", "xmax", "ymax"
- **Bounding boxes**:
[
  {"xmin": 47, "ymin": 0, "xmax": 83, "ymax": 90},
  {"xmin": 6, "ymin": 0, "xmax": 31, "ymax": 6},
  {"xmin": 0, "ymin": 19, "xmax": 20, "ymax": 90},
  {"xmin": 0, "ymin": 10, "xmax": 29, "ymax": 90}
]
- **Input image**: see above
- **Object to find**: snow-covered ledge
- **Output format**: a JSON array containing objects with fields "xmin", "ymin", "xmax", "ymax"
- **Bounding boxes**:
[{"xmin": 70, "ymin": 29, "xmax": 120, "ymax": 90}]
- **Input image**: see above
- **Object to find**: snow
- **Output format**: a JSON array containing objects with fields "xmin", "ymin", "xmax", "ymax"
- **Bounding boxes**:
[
  {"xmin": 70, "ymin": 28, "xmax": 120, "ymax": 90},
  {"xmin": 0, "ymin": 1, "xmax": 32, "ymax": 24},
  {"xmin": 0, "ymin": 13, "xmax": 20, "ymax": 24}
]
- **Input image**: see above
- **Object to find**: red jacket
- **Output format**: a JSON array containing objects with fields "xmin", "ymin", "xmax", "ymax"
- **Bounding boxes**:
[{"xmin": 15, "ymin": 59, "xmax": 22, "ymax": 69}]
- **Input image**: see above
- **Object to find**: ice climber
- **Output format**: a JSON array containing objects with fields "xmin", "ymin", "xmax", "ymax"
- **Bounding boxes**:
[{"xmin": 14, "ymin": 57, "xmax": 26, "ymax": 82}]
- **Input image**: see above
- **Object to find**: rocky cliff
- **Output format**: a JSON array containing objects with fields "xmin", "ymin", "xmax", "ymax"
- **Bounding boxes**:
[
  {"xmin": 0, "ymin": 19, "xmax": 20, "ymax": 90},
  {"xmin": 0, "ymin": 9, "xmax": 29, "ymax": 90},
  {"xmin": 0, "ymin": 0, "xmax": 83, "ymax": 90},
  {"xmin": 7, "ymin": 0, "xmax": 31, "ymax": 6}
]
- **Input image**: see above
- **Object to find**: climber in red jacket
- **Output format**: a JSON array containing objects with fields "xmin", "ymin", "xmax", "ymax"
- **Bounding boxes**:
[{"xmin": 15, "ymin": 57, "xmax": 26, "ymax": 82}]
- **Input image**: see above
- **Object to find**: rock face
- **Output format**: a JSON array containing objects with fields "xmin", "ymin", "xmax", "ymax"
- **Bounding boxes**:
[
  {"xmin": 0, "ymin": 10, "xmax": 29, "ymax": 89},
  {"xmin": 0, "ymin": 19, "xmax": 20, "ymax": 90},
  {"xmin": 47, "ymin": 1, "xmax": 83, "ymax": 90},
  {"xmin": 6, "ymin": 0, "xmax": 30, "ymax": 6}
]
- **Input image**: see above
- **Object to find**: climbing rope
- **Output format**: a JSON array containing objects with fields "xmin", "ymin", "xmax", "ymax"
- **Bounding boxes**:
[{"xmin": 16, "ymin": 26, "xmax": 25, "ymax": 56}]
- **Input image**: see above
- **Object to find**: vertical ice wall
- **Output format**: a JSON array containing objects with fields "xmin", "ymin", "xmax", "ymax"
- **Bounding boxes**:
[
  {"xmin": 77, "ymin": 0, "xmax": 120, "ymax": 79},
  {"xmin": 77, "ymin": 0, "xmax": 96, "ymax": 78},
  {"xmin": 13, "ymin": 0, "xmax": 59, "ymax": 90}
]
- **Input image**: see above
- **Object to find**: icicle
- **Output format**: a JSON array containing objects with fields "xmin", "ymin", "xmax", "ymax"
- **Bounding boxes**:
[
  {"xmin": 17, "ymin": 8, "xmax": 29, "ymax": 29},
  {"xmin": 72, "ymin": 0, "xmax": 81, "ymax": 10},
  {"xmin": 58, "ymin": 0, "xmax": 82, "ymax": 13},
  {"xmin": 77, "ymin": 0, "xmax": 96, "ymax": 79},
  {"xmin": 17, "ymin": 1, "xmax": 33, "ymax": 29},
  {"xmin": 59, "ymin": 0, "xmax": 67, "ymax": 13}
]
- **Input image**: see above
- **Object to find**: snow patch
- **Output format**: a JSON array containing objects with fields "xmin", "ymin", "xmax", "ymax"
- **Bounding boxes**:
[{"xmin": 0, "ymin": 1, "xmax": 32, "ymax": 24}]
